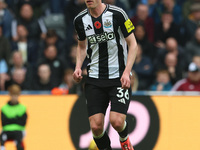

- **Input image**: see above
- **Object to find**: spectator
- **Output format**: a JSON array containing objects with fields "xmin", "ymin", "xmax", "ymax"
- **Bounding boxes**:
[
  {"xmin": 6, "ymin": 51, "xmax": 33, "ymax": 89},
  {"xmin": 11, "ymin": 24, "xmax": 39, "ymax": 67},
  {"xmin": 58, "ymin": 68, "xmax": 74, "ymax": 93},
  {"xmin": 0, "ymin": 25, "xmax": 11, "ymax": 65},
  {"xmin": 0, "ymin": 59, "xmax": 10, "ymax": 91},
  {"xmin": 185, "ymin": 27, "xmax": 200, "ymax": 63},
  {"xmin": 39, "ymin": 29, "xmax": 66, "ymax": 60},
  {"xmin": 0, "ymin": 84, "xmax": 27, "ymax": 150},
  {"xmin": 160, "ymin": 0, "xmax": 182, "ymax": 25},
  {"xmin": 146, "ymin": 0, "xmax": 162, "ymax": 24},
  {"xmin": 131, "ymin": 3, "xmax": 155, "ymax": 42},
  {"xmin": 193, "ymin": 55, "xmax": 200, "ymax": 67},
  {"xmin": 5, "ymin": 68, "xmax": 28, "ymax": 90},
  {"xmin": 155, "ymin": 37, "xmax": 186, "ymax": 72},
  {"xmin": 181, "ymin": 2, "xmax": 200, "ymax": 43},
  {"xmin": 64, "ymin": 0, "xmax": 86, "ymax": 48},
  {"xmin": 49, "ymin": 0, "xmax": 66, "ymax": 13},
  {"xmin": 150, "ymin": 69, "xmax": 172, "ymax": 91},
  {"xmin": 0, "ymin": 0, "xmax": 14, "ymax": 39},
  {"xmin": 31, "ymin": 64, "xmax": 55, "ymax": 90},
  {"xmin": 11, "ymin": 3, "xmax": 47, "ymax": 41},
  {"xmin": 171, "ymin": 62, "xmax": 200, "ymax": 91},
  {"xmin": 38, "ymin": 45, "xmax": 66, "ymax": 86},
  {"xmin": 182, "ymin": 0, "xmax": 200, "ymax": 19},
  {"xmin": 154, "ymin": 11, "xmax": 181, "ymax": 48},
  {"xmin": 163, "ymin": 52, "xmax": 184, "ymax": 84},
  {"xmin": 132, "ymin": 44, "xmax": 154, "ymax": 90},
  {"xmin": 0, "ymin": 25, "xmax": 11, "ymax": 90},
  {"xmin": 134, "ymin": 23, "xmax": 157, "ymax": 61}
]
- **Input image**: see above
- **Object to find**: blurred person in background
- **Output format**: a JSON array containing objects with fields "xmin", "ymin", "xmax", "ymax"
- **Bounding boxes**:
[
  {"xmin": 0, "ymin": 25, "xmax": 11, "ymax": 66},
  {"xmin": 37, "ymin": 45, "xmax": 66, "ymax": 87},
  {"xmin": 185, "ymin": 27, "xmax": 200, "ymax": 63},
  {"xmin": 0, "ymin": 84, "xmax": 27, "ymax": 150},
  {"xmin": 31, "ymin": 63, "xmax": 55, "ymax": 90},
  {"xmin": 160, "ymin": 0, "xmax": 182, "ymax": 25},
  {"xmin": 5, "ymin": 51, "xmax": 32, "ymax": 89},
  {"xmin": 132, "ymin": 44, "xmax": 154, "ymax": 90},
  {"xmin": 192, "ymin": 55, "xmax": 200, "ymax": 67},
  {"xmin": 0, "ymin": 25, "xmax": 11, "ymax": 90},
  {"xmin": 150, "ymin": 69, "xmax": 172, "ymax": 91},
  {"xmin": 163, "ymin": 52, "xmax": 183, "ymax": 85},
  {"xmin": 11, "ymin": 3, "xmax": 47, "ymax": 41},
  {"xmin": 11, "ymin": 24, "xmax": 39, "ymax": 67},
  {"xmin": 5, "ymin": 0, "xmax": 49, "ymax": 18},
  {"xmin": 171, "ymin": 62, "xmax": 200, "ymax": 91},
  {"xmin": 58, "ymin": 68, "xmax": 74, "ymax": 93},
  {"xmin": 131, "ymin": 3, "xmax": 155, "ymax": 42},
  {"xmin": 0, "ymin": 59, "xmax": 9, "ymax": 91},
  {"xmin": 182, "ymin": 0, "xmax": 200, "ymax": 19},
  {"xmin": 134, "ymin": 23, "xmax": 157, "ymax": 61},
  {"xmin": 155, "ymin": 37, "xmax": 186, "ymax": 72},
  {"xmin": 39, "ymin": 29, "xmax": 66, "ymax": 61},
  {"xmin": 64, "ymin": 0, "xmax": 86, "ymax": 50},
  {"xmin": 0, "ymin": 0, "xmax": 14, "ymax": 39},
  {"xmin": 181, "ymin": 2, "xmax": 200, "ymax": 43},
  {"xmin": 154, "ymin": 11, "xmax": 181, "ymax": 48},
  {"xmin": 5, "ymin": 68, "xmax": 27, "ymax": 90},
  {"xmin": 145, "ymin": 0, "xmax": 162, "ymax": 24}
]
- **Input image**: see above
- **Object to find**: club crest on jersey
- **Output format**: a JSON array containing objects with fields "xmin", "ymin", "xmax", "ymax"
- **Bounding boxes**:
[
  {"xmin": 94, "ymin": 21, "xmax": 101, "ymax": 29},
  {"xmin": 104, "ymin": 19, "xmax": 112, "ymax": 28}
]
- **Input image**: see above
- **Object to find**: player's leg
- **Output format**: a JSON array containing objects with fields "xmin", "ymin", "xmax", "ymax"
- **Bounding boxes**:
[
  {"xmin": 14, "ymin": 131, "xmax": 24, "ymax": 150},
  {"xmin": 85, "ymin": 84, "xmax": 112, "ymax": 150},
  {"xmin": 109, "ymin": 87, "xmax": 134, "ymax": 150},
  {"xmin": 0, "ymin": 131, "xmax": 7, "ymax": 150},
  {"xmin": 89, "ymin": 113, "xmax": 111, "ymax": 150}
]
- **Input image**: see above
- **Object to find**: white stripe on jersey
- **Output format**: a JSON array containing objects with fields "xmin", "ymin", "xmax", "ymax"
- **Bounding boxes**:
[
  {"xmin": 109, "ymin": 5, "xmax": 129, "ymax": 20},
  {"xmin": 82, "ymin": 14, "xmax": 100, "ymax": 78},
  {"xmin": 102, "ymin": 11, "xmax": 120, "ymax": 78}
]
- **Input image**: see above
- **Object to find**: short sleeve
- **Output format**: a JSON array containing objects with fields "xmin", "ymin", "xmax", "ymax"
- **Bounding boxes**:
[
  {"xmin": 117, "ymin": 8, "xmax": 135, "ymax": 38},
  {"xmin": 74, "ymin": 16, "xmax": 86, "ymax": 41}
]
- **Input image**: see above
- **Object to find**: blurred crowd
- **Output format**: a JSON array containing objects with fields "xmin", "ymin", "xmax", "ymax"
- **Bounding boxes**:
[{"xmin": 0, "ymin": 0, "xmax": 200, "ymax": 94}]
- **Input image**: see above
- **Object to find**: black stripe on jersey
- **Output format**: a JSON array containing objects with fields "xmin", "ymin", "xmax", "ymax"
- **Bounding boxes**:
[
  {"xmin": 92, "ymin": 17, "xmax": 109, "ymax": 79},
  {"xmin": 109, "ymin": 8, "xmax": 125, "ymax": 77},
  {"xmin": 87, "ymin": 41, "xmax": 92, "ymax": 74},
  {"xmin": 74, "ymin": 10, "xmax": 88, "ymax": 41}
]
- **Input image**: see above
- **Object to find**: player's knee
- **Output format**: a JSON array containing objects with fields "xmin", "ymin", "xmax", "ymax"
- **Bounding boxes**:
[
  {"xmin": 90, "ymin": 118, "xmax": 104, "ymax": 135},
  {"xmin": 110, "ymin": 117, "xmax": 124, "ymax": 131}
]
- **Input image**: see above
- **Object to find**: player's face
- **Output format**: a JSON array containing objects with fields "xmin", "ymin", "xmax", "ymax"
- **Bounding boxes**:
[{"xmin": 85, "ymin": 0, "xmax": 101, "ymax": 9}]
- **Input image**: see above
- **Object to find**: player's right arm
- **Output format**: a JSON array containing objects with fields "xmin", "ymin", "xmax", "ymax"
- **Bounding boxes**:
[{"xmin": 73, "ymin": 39, "xmax": 87, "ymax": 83}]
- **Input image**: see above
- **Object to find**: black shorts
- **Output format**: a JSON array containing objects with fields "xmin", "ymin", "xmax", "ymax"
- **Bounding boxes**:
[
  {"xmin": 85, "ymin": 84, "xmax": 131, "ymax": 117},
  {"xmin": 0, "ymin": 131, "xmax": 24, "ymax": 146}
]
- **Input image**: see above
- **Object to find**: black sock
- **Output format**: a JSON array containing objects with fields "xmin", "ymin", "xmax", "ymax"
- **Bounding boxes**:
[
  {"xmin": 93, "ymin": 131, "xmax": 112, "ymax": 150},
  {"xmin": 118, "ymin": 121, "xmax": 128, "ymax": 141}
]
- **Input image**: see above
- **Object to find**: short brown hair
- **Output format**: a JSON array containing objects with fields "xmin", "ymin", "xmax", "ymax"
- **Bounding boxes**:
[{"xmin": 8, "ymin": 84, "xmax": 21, "ymax": 95}]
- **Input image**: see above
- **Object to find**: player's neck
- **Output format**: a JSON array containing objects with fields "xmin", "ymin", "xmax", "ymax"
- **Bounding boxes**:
[{"xmin": 89, "ymin": 3, "xmax": 106, "ymax": 18}]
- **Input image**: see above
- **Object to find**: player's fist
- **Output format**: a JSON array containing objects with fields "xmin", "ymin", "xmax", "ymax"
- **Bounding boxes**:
[{"xmin": 73, "ymin": 68, "xmax": 83, "ymax": 83}]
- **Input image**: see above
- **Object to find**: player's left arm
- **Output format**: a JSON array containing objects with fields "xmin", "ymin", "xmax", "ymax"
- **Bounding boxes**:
[{"xmin": 121, "ymin": 33, "xmax": 138, "ymax": 89}]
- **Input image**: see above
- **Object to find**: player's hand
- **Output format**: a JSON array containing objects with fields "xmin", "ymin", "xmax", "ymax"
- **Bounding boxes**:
[
  {"xmin": 120, "ymin": 72, "xmax": 131, "ymax": 89},
  {"xmin": 73, "ymin": 68, "xmax": 83, "ymax": 83}
]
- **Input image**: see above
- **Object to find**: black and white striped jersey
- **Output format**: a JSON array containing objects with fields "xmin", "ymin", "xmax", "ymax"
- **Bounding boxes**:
[{"xmin": 74, "ymin": 4, "xmax": 134, "ymax": 80}]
